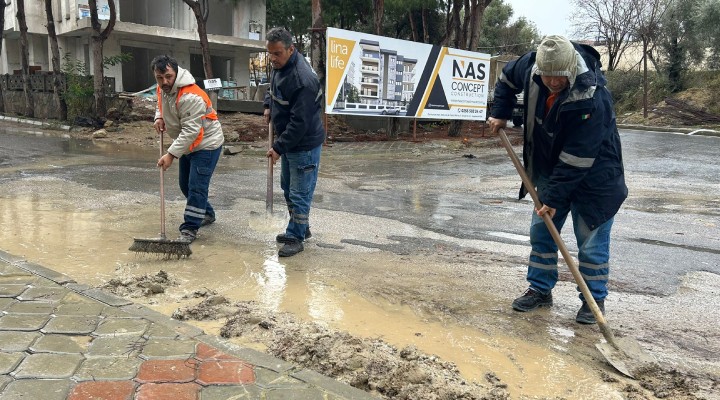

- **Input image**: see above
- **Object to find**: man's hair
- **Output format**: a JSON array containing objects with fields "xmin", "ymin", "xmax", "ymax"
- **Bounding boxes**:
[
  {"xmin": 266, "ymin": 27, "xmax": 293, "ymax": 49},
  {"xmin": 151, "ymin": 55, "xmax": 178, "ymax": 73}
]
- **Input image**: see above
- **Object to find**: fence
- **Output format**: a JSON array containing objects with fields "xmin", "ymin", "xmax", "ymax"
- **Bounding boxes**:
[
  {"xmin": 0, "ymin": 73, "xmax": 117, "ymax": 120},
  {"xmin": 0, "ymin": 73, "xmax": 115, "ymax": 93}
]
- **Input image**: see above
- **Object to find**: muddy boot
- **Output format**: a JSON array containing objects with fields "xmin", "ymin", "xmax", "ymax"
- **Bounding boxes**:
[
  {"xmin": 276, "ymin": 228, "xmax": 311, "ymax": 243},
  {"xmin": 512, "ymin": 287, "xmax": 552, "ymax": 311},
  {"xmin": 278, "ymin": 239, "xmax": 304, "ymax": 257},
  {"xmin": 576, "ymin": 300, "xmax": 605, "ymax": 324},
  {"xmin": 201, "ymin": 214, "xmax": 216, "ymax": 227},
  {"xmin": 179, "ymin": 229, "xmax": 197, "ymax": 243}
]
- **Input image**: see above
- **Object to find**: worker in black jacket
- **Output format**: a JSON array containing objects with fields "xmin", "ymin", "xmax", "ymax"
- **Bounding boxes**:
[
  {"xmin": 264, "ymin": 27, "xmax": 326, "ymax": 257},
  {"xmin": 488, "ymin": 35, "xmax": 628, "ymax": 324}
]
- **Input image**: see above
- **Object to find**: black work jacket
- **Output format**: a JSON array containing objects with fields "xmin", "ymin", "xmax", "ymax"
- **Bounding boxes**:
[
  {"xmin": 490, "ymin": 43, "xmax": 628, "ymax": 229},
  {"xmin": 264, "ymin": 51, "xmax": 325, "ymax": 154}
]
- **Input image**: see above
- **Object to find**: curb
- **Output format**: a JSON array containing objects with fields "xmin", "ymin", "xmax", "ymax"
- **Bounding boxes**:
[
  {"xmin": 0, "ymin": 115, "xmax": 72, "ymax": 131},
  {"xmin": 618, "ymin": 124, "xmax": 720, "ymax": 137}
]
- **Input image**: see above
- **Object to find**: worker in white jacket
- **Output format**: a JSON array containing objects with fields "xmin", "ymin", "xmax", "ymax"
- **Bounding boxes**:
[{"xmin": 152, "ymin": 55, "xmax": 224, "ymax": 243}]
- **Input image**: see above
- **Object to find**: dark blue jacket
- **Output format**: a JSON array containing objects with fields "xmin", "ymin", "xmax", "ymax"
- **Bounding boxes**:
[
  {"xmin": 264, "ymin": 51, "xmax": 325, "ymax": 154},
  {"xmin": 490, "ymin": 43, "xmax": 627, "ymax": 230}
]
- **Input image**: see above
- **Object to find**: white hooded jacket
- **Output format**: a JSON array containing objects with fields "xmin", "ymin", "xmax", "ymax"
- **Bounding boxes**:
[{"xmin": 154, "ymin": 66, "xmax": 224, "ymax": 157}]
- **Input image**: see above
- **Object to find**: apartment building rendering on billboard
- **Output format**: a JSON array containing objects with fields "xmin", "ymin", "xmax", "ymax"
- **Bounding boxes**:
[
  {"xmin": 352, "ymin": 39, "xmax": 416, "ymax": 109},
  {"xmin": 1, "ymin": 0, "xmax": 266, "ymax": 93}
]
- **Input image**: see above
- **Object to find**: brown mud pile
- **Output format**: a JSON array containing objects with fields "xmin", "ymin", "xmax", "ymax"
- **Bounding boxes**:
[
  {"xmin": 100, "ymin": 268, "xmax": 177, "ymax": 297},
  {"xmin": 174, "ymin": 298, "xmax": 510, "ymax": 400}
]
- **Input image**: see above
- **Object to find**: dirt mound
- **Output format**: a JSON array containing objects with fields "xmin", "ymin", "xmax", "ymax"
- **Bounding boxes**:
[
  {"xmin": 100, "ymin": 269, "xmax": 177, "ymax": 297},
  {"xmin": 173, "ymin": 300, "xmax": 509, "ymax": 399}
]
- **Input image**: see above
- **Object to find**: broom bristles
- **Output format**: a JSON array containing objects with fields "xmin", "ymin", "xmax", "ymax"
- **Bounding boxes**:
[{"xmin": 129, "ymin": 238, "xmax": 192, "ymax": 259}]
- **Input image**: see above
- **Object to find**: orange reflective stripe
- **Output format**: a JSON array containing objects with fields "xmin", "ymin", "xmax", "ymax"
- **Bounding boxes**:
[{"xmin": 169, "ymin": 84, "xmax": 218, "ymax": 151}]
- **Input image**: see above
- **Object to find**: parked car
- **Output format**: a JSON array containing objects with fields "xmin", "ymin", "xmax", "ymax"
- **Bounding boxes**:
[{"xmin": 381, "ymin": 107, "xmax": 400, "ymax": 115}]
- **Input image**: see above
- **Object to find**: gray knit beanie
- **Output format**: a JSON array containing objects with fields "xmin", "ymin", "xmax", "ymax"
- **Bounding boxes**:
[{"xmin": 535, "ymin": 35, "xmax": 577, "ymax": 86}]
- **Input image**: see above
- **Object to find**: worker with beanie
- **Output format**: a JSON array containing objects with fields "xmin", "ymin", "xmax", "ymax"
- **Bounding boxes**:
[{"xmin": 487, "ymin": 35, "xmax": 628, "ymax": 324}]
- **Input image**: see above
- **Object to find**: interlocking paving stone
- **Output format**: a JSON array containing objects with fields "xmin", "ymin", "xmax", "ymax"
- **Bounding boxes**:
[
  {"xmin": 254, "ymin": 369, "xmax": 307, "ymax": 390},
  {"xmin": 196, "ymin": 360, "xmax": 254, "ymax": 385},
  {"xmin": 86, "ymin": 336, "xmax": 146, "ymax": 357},
  {"xmin": 0, "ymin": 298, "xmax": 15, "ymax": 311},
  {"xmin": 95, "ymin": 317, "xmax": 150, "ymax": 336},
  {"xmin": 67, "ymin": 380, "xmax": 136, "ymax": 400},
  {"xmin": 0, "ymin": 378, "xmax": 73, "ymax": 400},
  {"xmin": 0, "ymin": 313, "xmax": 50, "ymax": 331},
  {"xmin": 195, "ymin": 343, "xmax": 240, "ymax": 361},
  {"xmin": 0, "ymin": 375, "xmax": 11, "ymax": 391},
  {"xmin": 16, "ymin": 286, "xmax": 70, "ymax": 302},
  {"xmin": 121, "ymin": 304, "xmax": 204, "ymax": 337},
  {"xmin": 29, "ymin": 334, "xmax": 92, "ymax": 354},
  {"xmin": 74, "ymin": 356, "xmax": 143, "ymax": 381},
  {"xmin": 54, "ymin": 301, "xmax": 105, "ymax": 316},
  {"xmin": 0, "ymin": 331, "xmax": 40, "ymax": 352},
  {"xmin": 82, "ymin": 288, "xmax": 133, "ymax": 306},
  {"xmin": 0, "ymin": 285, "xmax": 28, "ymax": 298},
  {"xmin": 12, "ymin": 353, "xmax": 84, "ymax": 379},
  {"xmin": 136, "ymin": 359, "xmax": 198, "ymax": 383},
  {"xmin": 265, "ymin": 388, "xmax": 327, "ymax": 400},
  {"xmin": 101, "ymin": 306, "xmax": 140, "ymax": 319},
  {"xmin": 144, "ymin": 322, "xmax": 184, "ymax": 339},
  {"xmin": 4, "ymin": 300, "xmax": 56, "ymax": 314},
  {"xmin": 292, "ymin": 369, "xmax": 377, "ymax": 400},
  {"xmin": 135, "ymin": 382, "xmax": 201, "ymax": 400},
  {"xmin": 199, "ymin": 385, "xmax": 262, "ymax": 400},
  {"xmin": 140, "ymin": 338, "xmax": 197, "ymax": 359},
  {"xmin": 0, "ymin": 275, "xmax": 36, "ymax": 285},
  {"xmin": 42, "ymin": 315, "xmax": 99, "ymax": 334},
  {"xmin": 0, "ymin": 352, "xmax": 25, "ymax": 374}
]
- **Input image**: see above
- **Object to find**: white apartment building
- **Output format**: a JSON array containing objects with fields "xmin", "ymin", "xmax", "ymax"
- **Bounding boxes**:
[{"xmin": 1, "ymin": 0, "xmax": 266, "ymax": 93}]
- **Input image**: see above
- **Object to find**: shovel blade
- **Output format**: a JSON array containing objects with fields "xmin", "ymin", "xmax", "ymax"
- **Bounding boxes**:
[{"xmin": 596, "ymin": 336, "xmax": 655, "ymax": 379}]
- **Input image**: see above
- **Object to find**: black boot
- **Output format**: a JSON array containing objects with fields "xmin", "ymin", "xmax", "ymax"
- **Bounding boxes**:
[
  {"xmin": 276, "ymin": 228, "xmax": 312, "ymax": 243},
  {"xmin": 512, "ymin": 287, "xmax": 553, "ymax": 311},
  {"xmin": 278, "ymin": 239, "xmax": 304, "ymax": 257},
  {"xmin": 576, "ymin": 299, "xmax": 605, "ymax": 324}
]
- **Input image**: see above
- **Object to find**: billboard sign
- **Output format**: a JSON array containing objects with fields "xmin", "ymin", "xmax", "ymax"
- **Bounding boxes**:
[
  {"xmin": 325, "ymin": 27, "xmax": 491, "ymax": 120},
  {"xmin": 77, "ymin": 0, "xmax": 112, "ymax": 20}
]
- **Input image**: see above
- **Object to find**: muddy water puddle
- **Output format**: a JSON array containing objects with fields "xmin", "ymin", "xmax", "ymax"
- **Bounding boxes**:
[{"xmin": 0, "ymin": 184, "xmax": 627, "ymax": 399}]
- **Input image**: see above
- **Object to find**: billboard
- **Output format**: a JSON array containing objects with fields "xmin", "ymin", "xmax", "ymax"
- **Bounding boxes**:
[
  {"xmin": 325, "ymin": 27, "xmax": 491, "ymax": 120},
  {"xmin": 77, "ymin": 0, "xmax": 112, "ymax": 20}
]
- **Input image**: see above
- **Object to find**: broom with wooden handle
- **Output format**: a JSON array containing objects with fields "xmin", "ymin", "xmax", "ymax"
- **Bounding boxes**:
[{"xmin": 129, "ymin": 132, "xmax": 192, "ymax": 258}]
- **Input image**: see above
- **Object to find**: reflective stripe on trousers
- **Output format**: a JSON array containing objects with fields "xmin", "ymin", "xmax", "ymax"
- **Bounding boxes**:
[{"xmin": 527, "ymin": 200, "xmax": 613, "ymax": 301}]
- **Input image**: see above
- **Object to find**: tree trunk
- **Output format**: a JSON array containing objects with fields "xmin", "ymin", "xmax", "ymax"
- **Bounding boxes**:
[
  {"xmin": 311, "ymin": 0, "xmax": 325, "ymax": 84},
  {"xmin": 448, "ymin": 0, "xmax": 492, "ymax": 137},
  {"xmin": 372, "ymin": 0, "xmax": 384, "ymax": 35},
  {"xmin": 0, "ymin": 1, "xmax": 7, "ymax": 113},
  {"xmin": 421, "ymin": 8, "xmax": 429, "ymax": 44},
  {"xmin": 45, "ymin": 0, "xmax": 67, "ymax": 121},
  {"xmin": 408, "ymin": 11, "xmax": 418, "ymax": 42},
  {"xmin": 183, "ymin": 0, "xmax": 216, "ymax": 106},
  {"xmin": 642, "ymin": 38, "xmax": 648, "ymax": 119},
  {"xmin": 92, "ymin": 37, "xmax": 106, "ymax": 117},
  {"xmin": 17, "ymin": 0, "xmax": 34, "ymax": 118},
  {"xmin": 89, "ymin": 0, "xmax": 116, "ymax": 119}
]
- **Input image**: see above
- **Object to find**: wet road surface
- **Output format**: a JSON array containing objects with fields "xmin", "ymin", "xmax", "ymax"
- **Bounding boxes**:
[{"xmin": 0, "ymin": 123, "xmax": 718, "ymax": 398}]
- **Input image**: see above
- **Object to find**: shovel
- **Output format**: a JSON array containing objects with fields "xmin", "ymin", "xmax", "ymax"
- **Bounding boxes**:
[
  {"xmin": 266, "ymin": 122, "xmax": 274, "ymax": 214},
  {"xmin": 498, "ymin": 128, "xmax": 653, "ymax": 378}
]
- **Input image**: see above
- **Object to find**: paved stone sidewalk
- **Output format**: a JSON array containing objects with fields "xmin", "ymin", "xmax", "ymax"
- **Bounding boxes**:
[{"xmin": 0, "ymin": 250, "xmax": 375, "ymax": 400}]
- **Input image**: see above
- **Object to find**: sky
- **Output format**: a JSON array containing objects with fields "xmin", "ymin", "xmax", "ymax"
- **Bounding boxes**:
[{"xmin": 504, "ymin": 0, "xmax": 575, "ymax": 39}]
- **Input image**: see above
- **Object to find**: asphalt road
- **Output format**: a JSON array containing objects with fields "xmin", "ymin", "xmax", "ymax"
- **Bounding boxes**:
[{"xmin": 1, "ymin": 124, "xmax": 718, "ymax": 298}]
